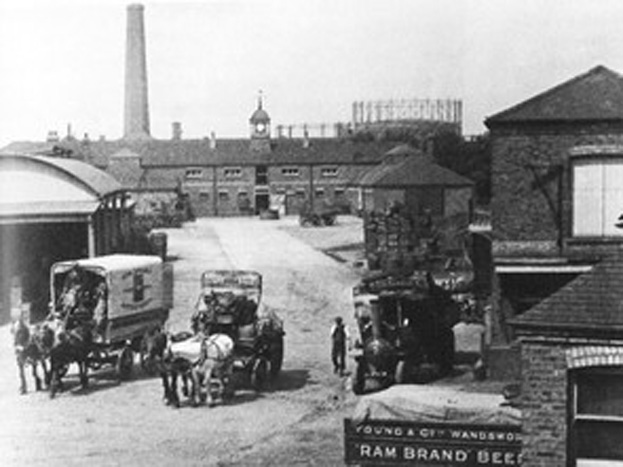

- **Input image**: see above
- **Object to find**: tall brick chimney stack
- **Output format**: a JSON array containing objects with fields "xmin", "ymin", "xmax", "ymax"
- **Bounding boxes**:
[{"xmin": 124, "ymin": 4, "xmax": 151, "ymax": 140}]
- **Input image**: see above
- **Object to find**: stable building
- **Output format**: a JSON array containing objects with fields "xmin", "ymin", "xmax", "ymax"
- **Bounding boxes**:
[
  {"xmin": 0, "ymin": 154, "xmax": 130, "ymax": 323},
  {"xmin": 5, "ymin": 103, "xmax": 395, "ymax": 219}
]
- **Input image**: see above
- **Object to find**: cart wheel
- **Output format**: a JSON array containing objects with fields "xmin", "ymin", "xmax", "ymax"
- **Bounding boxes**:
[
  {"xmin": 251, "ymin": 358, "xmax": 268, "ymax": 391},
  {"xmin": 88, "ymin": 349, "xmax": 105, "ymax": 371},
  {"xmin": 352, "ymin": 360, "xmax": 366, "ymax": 395},
  {"xmin": 394, "ymin": 360, "xmax": 406, "ymax": 385},
  {"xmin": 116, "ymin": 346, "xmax": 134, "ymax": 381},
  {"xmin": 269, "ymin": 336, "xmax": 284, "ymax": 379}
]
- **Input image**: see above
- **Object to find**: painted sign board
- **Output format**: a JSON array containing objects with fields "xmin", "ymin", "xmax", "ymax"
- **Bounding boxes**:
[{"xmin": 344, "ymin": 419, "xmax": 522, "ymax": 466}]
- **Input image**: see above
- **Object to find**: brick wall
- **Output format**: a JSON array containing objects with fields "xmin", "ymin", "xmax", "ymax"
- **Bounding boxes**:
[
  {"xmin": 491, "ymin": 122, "xmax": 623, "ymax": 258},
  {"xmin": 520, "ymin": 340, "xmax": 568, "ymax": 467},
  {"xmin": 168, "ymin": 163, "xmax": 377, "ymax": 217}
]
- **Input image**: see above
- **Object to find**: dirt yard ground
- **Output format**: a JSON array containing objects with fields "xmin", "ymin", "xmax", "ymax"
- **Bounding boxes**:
[
  {"xmin": 0, "ymin": 215, "xmax": 370, "ymax": 466},
  {"xmin": 0, "ymin": 215, "xmax": 487, "ymax": 466}
]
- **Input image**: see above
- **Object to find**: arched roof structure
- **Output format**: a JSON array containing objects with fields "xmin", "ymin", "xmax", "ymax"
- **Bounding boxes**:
[{"xmin": 0, "ymin": 153, "xmax": 123, "ymax": 223}]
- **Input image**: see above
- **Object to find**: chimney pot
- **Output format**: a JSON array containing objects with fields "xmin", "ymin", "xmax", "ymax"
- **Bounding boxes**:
[
  {"xmin": 172, "ymin": 122, "xmax": 182, "ymax": 140},
  {"xmin": 210, "ymin": 131, "xmax": 216, "ymax": 149}
]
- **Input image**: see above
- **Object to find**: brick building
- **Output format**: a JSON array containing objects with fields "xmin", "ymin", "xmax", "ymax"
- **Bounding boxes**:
[
  {"xmin": 486, "ymin": 65, "xmax": 623, "ymax": 466},
  {"xmin": 3, "ymin": 105, "xmax": 396, "ymax": 219},
  {"xmin": 510, "ymin": 254, "xmax": 623, "ymax": 466},
  {"xmin": 485, "ymin": 65, "xmax": 623, "ymax": 336}
]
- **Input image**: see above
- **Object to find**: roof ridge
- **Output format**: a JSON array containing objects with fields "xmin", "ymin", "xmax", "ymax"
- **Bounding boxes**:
[{"xmin": 485, "ymin": 65, "xmax": 622, "ymax": 125}]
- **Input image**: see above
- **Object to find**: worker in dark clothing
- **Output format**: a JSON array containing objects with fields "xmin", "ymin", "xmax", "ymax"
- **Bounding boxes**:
[{"xmin": 330, "ymin": 317, "xmax": 350, "ymax": 376}]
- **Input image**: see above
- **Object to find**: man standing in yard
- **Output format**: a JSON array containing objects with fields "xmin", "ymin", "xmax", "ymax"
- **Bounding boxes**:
[{"xmin": 330, "ymin": 316, "xmax": 350, "ymax": 376}]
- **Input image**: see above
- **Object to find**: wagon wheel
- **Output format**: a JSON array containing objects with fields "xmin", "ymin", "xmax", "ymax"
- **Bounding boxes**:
[
  {"xmin": 116, "ymin": 346, "xmax": 134, "ymax": 381},
  {"xmin": 268, "ymin": 335, "xmax": 284, "ymax": 379},
  {"xmin": 251, "ymin": 357, "xmax": 268, "ymax": 391},
  {"xmin": 352, "ymin": 360, "xmax": 366, "ymax": 395},
  {"xmin": 87, "ymin": 346, "xmax": 106, "ymax": 371}
]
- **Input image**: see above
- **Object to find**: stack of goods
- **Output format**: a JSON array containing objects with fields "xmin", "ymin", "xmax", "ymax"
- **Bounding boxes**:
[{"xmin": 363, "ymin": 211, "xmax": 416, "ymax": 274}]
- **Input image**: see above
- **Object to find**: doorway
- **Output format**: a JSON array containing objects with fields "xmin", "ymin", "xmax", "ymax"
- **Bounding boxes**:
[{"xmin": 255, "ymin": 194, "xmax": 270, "ymax": 214}]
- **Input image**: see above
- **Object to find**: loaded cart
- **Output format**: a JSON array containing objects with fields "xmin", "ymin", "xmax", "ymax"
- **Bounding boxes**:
[
  {"xmin": 194, "ymin": 270, "xmax": 284, "ymax": 390},
  {"xmin": 50, "ymin": 254, "xmax": 173, "ymax": 379}
]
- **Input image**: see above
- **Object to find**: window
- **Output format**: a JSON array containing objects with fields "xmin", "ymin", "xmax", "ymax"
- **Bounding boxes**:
[
  {"xmin": 282, "ymin": 167, "xmax": 300, "ymax": 177},
  {"xmin": 218, "ymin": 191, "xmax": 229, "ymax": 201},
  {"xmin": 185, "ymin": 168, "xmax": 202, "ymax": 179},
  {"xmin": 322, "ymin": 166, "xmax": 338, "ymax": 177},
  {"xmin": 573, "ymin": 159, "xmax": 623, "ymax": 237},
  {"xmin": 315, "ymin": 188, "xmax": 325, "ymax": 198},
  {"xmin": 199, "ymin": 192, "xmax": 209, "ymax": 201},
  {"xmin": 224, "ymin": 167, "xmax": 242, "ymax": 178},
  {"xmin": 256, "ymin": 165, "xmax": 268, "ymax": 185},
  {"xmin": 335, "ymin": 187, "xmax": 345, "ymax": 197},
  {"xmin": 571, "ymin": 367, "xmax": 623, "ymax": 465}
]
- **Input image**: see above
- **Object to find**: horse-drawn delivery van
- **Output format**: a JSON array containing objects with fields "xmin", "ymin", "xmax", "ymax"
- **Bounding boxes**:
[{"xmin": 50, "ymin": 254, "xmax": 173, "ymax": 379}]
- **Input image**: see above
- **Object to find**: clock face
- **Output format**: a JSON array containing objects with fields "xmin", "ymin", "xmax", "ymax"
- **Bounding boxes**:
[{"xmin": 256, "ymin": 123, "xmax": 266, "ymax": 133}]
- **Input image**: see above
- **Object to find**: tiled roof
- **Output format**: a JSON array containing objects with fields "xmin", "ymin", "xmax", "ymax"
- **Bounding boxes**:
[
  {"xmin": 0, "ymin": 141, "xmax": 58, "ymax": 155},
  {"xmin": 511, "ymin": 251, "xmax": 623, "ymax": 335},
  {"xmin": 44, "ymin": 137, "xmax": 392, "ymax": 168},
  {"xmin": 357, "ymin": 156, "xmax": 473, "ymax": 188},
  {"xmin": 485, "ymin": 65, "xmax": 623, "ymax": 126}
]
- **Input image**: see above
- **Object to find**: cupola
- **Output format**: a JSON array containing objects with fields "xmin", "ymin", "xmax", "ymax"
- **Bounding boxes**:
[{"xmin": 249, "ymin": 91, "xmax": 271, "ymax": 140}]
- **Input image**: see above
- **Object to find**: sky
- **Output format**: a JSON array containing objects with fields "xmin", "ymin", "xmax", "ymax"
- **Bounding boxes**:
[{"xmin": 2, "ymin": 0, "xmax": 623, "ymax": 146}]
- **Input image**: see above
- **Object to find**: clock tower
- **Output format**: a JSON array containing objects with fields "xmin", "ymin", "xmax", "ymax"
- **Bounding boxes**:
[{"xmin": 249, "ymin": 91, "xmax": 271, "ymax": 152}]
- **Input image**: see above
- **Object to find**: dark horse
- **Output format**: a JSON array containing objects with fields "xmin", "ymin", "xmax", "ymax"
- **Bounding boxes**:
[
  {"xmin": 11, "ymin": 316, "xmax": 54, "ymax": 394},
  {"xmin": 143, "ymin": 328, "xmax": 193, "ymax": 408},
  {"xmin": 46, "ymin": 315, "xmax": 93, "ymax": 398}
]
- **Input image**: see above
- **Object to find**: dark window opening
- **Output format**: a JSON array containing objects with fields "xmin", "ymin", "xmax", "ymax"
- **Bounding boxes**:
[{"xmin": 256, "ymin": 165, "xmax": 268, "ymax": 185}]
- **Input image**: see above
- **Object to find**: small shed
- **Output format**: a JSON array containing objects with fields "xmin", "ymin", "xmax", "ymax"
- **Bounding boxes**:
[
  {"xmin": 0, "ymin": 153, "xmax": 130, "ymax": 322},
  {"xmin": 355, "ymin": 150, "xmax": 474, "ymax": 220}
]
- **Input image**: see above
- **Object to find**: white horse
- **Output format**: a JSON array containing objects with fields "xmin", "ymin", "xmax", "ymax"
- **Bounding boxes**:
[
  {"xmin": 191, "ymin": 333, "xmax": 235, "ymax": 407},
  {"xmin": 167, "ymin": 333, "xmax": 234, "ymax": 407}
]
